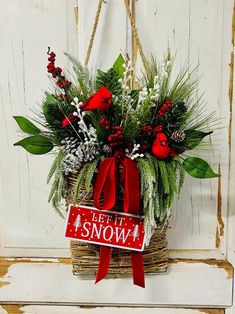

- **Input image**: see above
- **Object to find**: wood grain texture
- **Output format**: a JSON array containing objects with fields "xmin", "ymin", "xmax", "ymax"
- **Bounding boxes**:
[
  {"xmin": 0, "ymin": 305, "xmax": 225, "ymax": 314},
  {"xmin": 0, "ymin": 258, "xmax": 232, "ymax": 307},
  {"xmin": 0, "ymin": 0, "xmax": 234, "ymax": 309}
]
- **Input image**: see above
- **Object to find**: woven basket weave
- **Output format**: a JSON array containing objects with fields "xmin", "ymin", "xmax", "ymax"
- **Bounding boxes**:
[{"xmin": 67, "ymin": 174, "xmax": 169, "ymax": 277}]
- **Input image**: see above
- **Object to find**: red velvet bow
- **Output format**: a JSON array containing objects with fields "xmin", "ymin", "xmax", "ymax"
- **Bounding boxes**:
[{"xmin": 94, "ymin": 157, "xmax": 145, "ymax": 288}]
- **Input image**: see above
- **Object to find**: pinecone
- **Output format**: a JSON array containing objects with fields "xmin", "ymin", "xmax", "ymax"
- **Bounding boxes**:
[
  {"xmin": 102, "ymin": 144, "xmax": 112, "ymax": 154},
  {"xmin": 61, "ymin": 137, "xmax": 98, "ymax": 175},
  {"xmin": 171, "ymin": 130, "xmax": 186, "ymax": 142}
]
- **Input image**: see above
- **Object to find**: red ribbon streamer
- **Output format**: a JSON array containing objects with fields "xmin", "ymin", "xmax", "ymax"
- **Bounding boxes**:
[{"xmin": 94, "ymin": 157, "xmax": 145, "ymax": 288}]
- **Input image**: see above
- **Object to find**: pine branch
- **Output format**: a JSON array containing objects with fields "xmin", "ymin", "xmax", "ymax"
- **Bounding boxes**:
[
  {"xmin": 158, "ymin": 160, "xmax": 170, "ymax": 194},
  {"xmin": 47, "ymin": 149, "xmax": 64, "ymax": 184},
  {"xmin": 72, "ymin": 163, "xmax": 90, "ymax": 203},
  {"xmin": 85, "ymin": 159, "xmax": 99, "ymax": 192}
]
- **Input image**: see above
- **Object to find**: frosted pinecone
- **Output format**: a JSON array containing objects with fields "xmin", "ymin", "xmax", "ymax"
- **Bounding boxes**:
[
  {"xmin": 61, "ymin": 137, "xmax": 98, "ymax": 175},
  {"xmin": 102, "ymin": 144, "xmax": 112, "ymax": 154},
  {"xmin": 171, "ymin": 130, "xmax": 186, "ymax": 142}
]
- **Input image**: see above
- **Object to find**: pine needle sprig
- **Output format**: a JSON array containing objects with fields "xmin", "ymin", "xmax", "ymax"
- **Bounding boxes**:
[
  {"xmin": 72, "ymin": 163, "xmax": 90, "ymax": 203},
  {"xmin": 47, "ymin": 149, "xmax": 66, "ymax": 218},
  {"xmin": 85, "ymin": 159, "xmax": 99, "ymax": 192},
  {"xmin": 64, "ymin": 53, "xmax": 93, "ymax": 96}
]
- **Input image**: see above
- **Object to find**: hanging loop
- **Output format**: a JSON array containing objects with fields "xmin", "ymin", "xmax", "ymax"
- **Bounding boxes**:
[{"xmin": 84, "ymin": 0, "xmax": 151, "ymax": 80}]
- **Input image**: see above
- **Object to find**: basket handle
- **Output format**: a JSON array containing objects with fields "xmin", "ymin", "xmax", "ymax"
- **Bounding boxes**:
[{"xmin": 84, "ymin": 0, "xmax": 151, "ymax": 80}]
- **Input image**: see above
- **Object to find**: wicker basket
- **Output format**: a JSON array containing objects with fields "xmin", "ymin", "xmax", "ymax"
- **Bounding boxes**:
[{"xmin": 67, "ymin": 174, "xmax": 169, "ymax": 278}]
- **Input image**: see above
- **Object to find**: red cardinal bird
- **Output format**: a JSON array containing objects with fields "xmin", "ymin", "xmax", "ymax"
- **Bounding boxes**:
[
  {"xmin": 152, "ymin": 132, "xmax": 171, "ymax": 159},
  {"xmin": 81, "ymin": 86, "xmax": 112, "ymax": 111}
]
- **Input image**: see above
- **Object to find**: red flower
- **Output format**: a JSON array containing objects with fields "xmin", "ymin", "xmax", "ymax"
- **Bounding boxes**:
[
  {"xmin": 152, "ymin": 132, "xmax": 171, "ymax": 159},
  {"xmin": 61, "ymin": 112, "xmax": 78, "ymax": 128},
  {"xmin": 82, "ymin": 86, "xmax": 112, "ymax": 111}
]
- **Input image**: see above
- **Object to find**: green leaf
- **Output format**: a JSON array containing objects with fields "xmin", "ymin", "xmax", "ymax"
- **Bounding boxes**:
[
  {"xmin": 184, "ymin": 130, "xmax": 212, "ymax": 150},
  {"xmin": 13, "ymin": 116, "xmax": 40, "ymax": 135},
  {"xmin": 183, "ymin": 157, "xmax": 219, "ymax": 179},
  {"xmin": 45, "ymin": 92, "xmax": 58, "ymax": 105},
  {"xmin": 113, "ymin": 54, "xmax": 125, "ymax": 77},
  {"xmin": 14, "ymin": 135, "xmax": 53, "ymax": 155}
]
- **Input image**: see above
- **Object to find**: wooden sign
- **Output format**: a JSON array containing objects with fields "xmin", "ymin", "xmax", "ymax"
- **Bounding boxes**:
[{"xmin": 65, "ymin": 205, "xmax": 145, "ymax": 251}]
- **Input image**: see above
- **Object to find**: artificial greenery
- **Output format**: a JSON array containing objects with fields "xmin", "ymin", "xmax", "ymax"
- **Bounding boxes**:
[{"xmin": 14, "ymin": 50, "xmax": 218, "ymax": 232}]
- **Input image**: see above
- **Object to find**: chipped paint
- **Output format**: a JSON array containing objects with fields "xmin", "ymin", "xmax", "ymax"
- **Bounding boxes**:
[
  {"xmin": 169, "ymin": 258, "xmax": 233, "ymax": 279},
  {"xmin": 197, "ymin": 309, "xmax": 224, "ymax": 314},
  {"xmin": 1, "ymin": 305, "xmax": 23, "ymax": 314},
  {"xmin": 169, "ymin": 249, "xmax": 210, "ymax": 253},
  {"xmin": 58, "ymin": 258, "xmax": 71, "ymax": 265},
  {"xmin": 0, "ymin": 258, "xmax": 72, "ymax": 288},
  {"xmin": 74, "ymin": 6, "xmax": 78, "ymax": 30},
  {"xmin": 0, "ymin": 257, "xmax": 60, "ymax": 287},
  {"xmin": 228, "ymin": 1, "xmax": 235, "ymax": 186},
  {"xmin": 215, "ymin": 165, "xmax": 224, "ymax": 248},
  {"xmin": 228, "ymin": 49, "xmax": 234, "ymax": 150},
  {"xmin": 0, "ymin": 281, "xmax": 10, "ymax": 288}
]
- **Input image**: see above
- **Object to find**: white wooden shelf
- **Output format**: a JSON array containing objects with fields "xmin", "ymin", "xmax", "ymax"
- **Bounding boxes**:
[{"xmin": 0, "ymin": 258, "xmax": 233, "ymax": 307}]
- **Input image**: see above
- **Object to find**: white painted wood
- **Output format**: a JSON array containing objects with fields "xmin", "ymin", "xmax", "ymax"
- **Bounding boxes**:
[
  {"xmin": 0, "ymin": 258, "xmax": 232, "ymax": 307},
  {"xmin": 0, "ymin": 305, "xmax": 224, "ymax": 314},
  {"xmin": 133, "ymin": 0, "xmax": 229, "ymax": 253},
  {"xmin": 0, "ymin": 0, "xmax": 231, "ymax": 257},
  {"xmin": 0, "ymin": 0, "xmax": 77, "ymax": 254},
  {"xmin": 0, "ymin": 0, "xmax": 234, "ymax": 310}
]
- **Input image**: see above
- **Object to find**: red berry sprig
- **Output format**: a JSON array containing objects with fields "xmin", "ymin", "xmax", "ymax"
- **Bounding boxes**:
[
  {"xmin": 142, "ymin": 125, "xmax": 153, "ymax": 134},
  {"xmin": 107, "ymin": 126, "xmax": 123, "ymax": 148},
  {"xmin": 113, "ymin": 150, "xmax": 126, "ymax": 159},
  {"xmin": 99, "ymin": 118, "xmax": 110, "ymax": 131},
  {"xmin": 154, "ymin": 124, "xmax": 163, "ymax": 134},
  {"xmin": 47, "ymin": 48, "xmax": 71, "ymax": 90},
  {"xmin": 158, "ymin": 100, "xmax": 172, "ymax": 118}
]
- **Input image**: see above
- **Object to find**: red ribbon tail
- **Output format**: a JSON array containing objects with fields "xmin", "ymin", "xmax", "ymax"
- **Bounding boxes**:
[
  {"xmin": 94, "ymin": 157, "xmax": 116, "ymax": 210},
  {"xmin": 123, "ymin": 158, "xmax": 140, "ymax": 214},
  {"xmin": 95, "ymin": 246, "xmax": 112, "ymax": 284},
  {"xmin": 131, "ymin": 251, "xmax": 145, "ymax": 288}
]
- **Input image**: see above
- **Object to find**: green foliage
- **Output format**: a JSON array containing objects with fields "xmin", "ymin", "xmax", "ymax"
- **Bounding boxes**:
[
  {"xmin": 178, "ymin": 162, "xmax": 185, "ymax": 194},
  {"xmin": 183, "ymin": 130, "xmax": 212, "ymax": 150},
  {"xmin": 72, "ymin": 163, "xmax": 89, "ymax": 203},
  {"xmin": 14, "ymin": 135, "xmax": 53, "ymax": 155},
  {"xmin": 48, "ymin": 149, "xmax": 66, "ymax": 218},
  {"xmin": 42, "ymin": 93, "xmax": 76, "ymax": 128},
  {"xmin": 64, "ymin": 53, "xmax": 93, "ymax": 96},
  {"xmin": 137, "ymin": 155, "xmax": 186, "ymax": 226},
  {"xmin": 168, "ymin": 66, "xmax": 199, "ymax": 103},
  {"xmin": 113, "ymin": 54, "xmax": 125, "ymax": 78},
  {"xmin": 85, "ymin": 159, "xmax": 99, "ymax": 192},
  {"xmin": 96, "ymin": 68, "xmax": 122, "ymax": 96},
  {"xmin": 183, "ymin": 157, "xmax": 219, "ymax": 179},
  {"xmin": 14, "ymin": 116, "xmax": 40, "ymax": 135},
  {"xmin": 84, "ymin": 111, "xmax": 107, "ymax": 141},
  {"xmin": 158, "ymin": 160, "xmax": 170, "ymax": 194}
]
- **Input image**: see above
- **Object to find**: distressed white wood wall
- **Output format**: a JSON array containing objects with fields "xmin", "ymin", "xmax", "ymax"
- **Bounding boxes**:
[{"xmin": 0, "ymin": 0, "xmax": 234, "ymax": 312}]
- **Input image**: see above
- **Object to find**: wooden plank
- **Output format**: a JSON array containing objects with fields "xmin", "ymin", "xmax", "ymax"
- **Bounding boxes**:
[
  {"xmin": 0, "ymin": 258, "xmax": 232, "ymax": 307},
  {"xmin": 0, "ymin": 305, "xmax": 225, "ymax": 314},
  {"xmin": 0, "ymin": 0, "xmax": 232, "ymax": 259}
]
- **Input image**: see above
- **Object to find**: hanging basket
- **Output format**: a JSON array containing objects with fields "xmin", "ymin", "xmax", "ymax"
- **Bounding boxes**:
[{"xmin": 67, "ymin": 173, "xmax": 169, "ymax": 278}]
